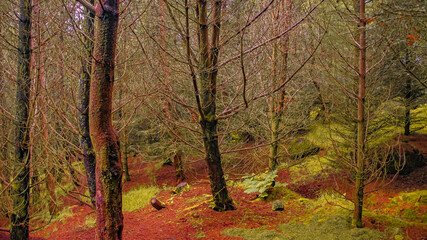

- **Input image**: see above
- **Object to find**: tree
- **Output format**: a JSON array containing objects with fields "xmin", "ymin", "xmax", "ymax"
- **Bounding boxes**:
[
  {"xmin": 194, "ymin": 0, "xmax": 235, "ymax": 212},
  {"xmin": 269, "ymin": 0, "xmax": 293, "ymax": 171},
  {"xmin": 89, "ymin": 0, "xmax": 123, "ymax": 238},
  {"xmin": 77, "ymin": 0, "xmax": 123, "ymax": 238},
  {"xmin": 353, "ymin": 0, "xmax": 366, "ymax": 228},
  {"xmin": 89, "ymin": 0, "xmax": 123, "ymax": 239},
  {"xmin": 11, "ymin": 0, "xmax": 32, "ymax": 238},
  {"xmin": 78, "ymin": 0, "xmax": 96, "ymax": 207}
]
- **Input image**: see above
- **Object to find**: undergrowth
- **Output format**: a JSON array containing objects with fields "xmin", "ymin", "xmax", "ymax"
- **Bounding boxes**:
[
  {"xmin": 223, "ymin": 214, "xmax": 385, "ymax": 240},
  {"xmin": 122, "ymin": 185, "xmax": 161, "ymax": 212}
]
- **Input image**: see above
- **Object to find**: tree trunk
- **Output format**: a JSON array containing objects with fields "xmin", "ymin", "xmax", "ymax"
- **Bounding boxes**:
[
  {"xmin": 353, "ymin": 0, "xmax": 366, "ymax": 228},
  {"xmin": 269, "ymin": 0, "xmax": 292, "ymax": 171},
  {"xmin": 197, "ymin": 0, "xmax": 234, "ymax": 212},
  {"xmin": 122, "ymin": 132, "xmax": 130, "ymax": 182},
  {"xmin": 78, "ymin": 0, "xmax": 96, "ymax": 207},
  {"xmin": 89, "ymin": 0, "xmax": 123, "ymax": 239},
  {"xmin": 403, "ymin": 51, "xmax": 412, "ymax": 136},
  {"xmin": 34, "ymin": 1, "xmax": 57, "ymax": 214},
  {"xmin": 0, "ymin": 15, "xmax": 8, "ymax": 190},
  {"xmin": 404, "ymin": 78, "xmax": 411, "ymax": 136},
  {"xmin": 11, "ymin": 0, "xmax": 32, "ymax": 239},
  {"xmin": 119, "ymin": 108, "xmax": 130, "ymax": 182},
  {"xmin": 173, "ymin": 150, "xmax": 185, "ymax": 184}
]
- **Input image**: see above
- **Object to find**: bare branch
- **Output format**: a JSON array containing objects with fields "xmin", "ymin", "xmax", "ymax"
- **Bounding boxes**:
[
  {"xmin": 218, "ymin": 0, "xmax": 325, "ymax": 68},
  {"xmin": 76, "ymin": 0, "xmax": 95, "ymax": 13}
]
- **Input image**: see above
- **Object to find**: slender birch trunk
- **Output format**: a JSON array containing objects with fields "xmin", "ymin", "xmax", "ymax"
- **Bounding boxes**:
[{"xmin": 353, "ymin": 0, "xmax": 366, "ymax": 228}]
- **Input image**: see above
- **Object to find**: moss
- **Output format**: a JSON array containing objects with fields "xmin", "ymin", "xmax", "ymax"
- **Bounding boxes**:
[
  {"xmin": 363, "ymin": 211, "xmax": 419, "ymax": 227},
  {"xmin": 55, "ymin": 206, "xmax": 75, "ymax": 223},
  {"xmin": 288, "ymin": 138, "xmax": 320, "ymax": 160},
  {"xmin": 85, "ymin": 215, "xmax": 96, "ymax": 228},
  {"xmin": 196, "ymin": 231, "xmax": 206, "ymax": 238},
  {"xmin": 287, "ymin": 155, "xmax": 331, "ymax": 183},
  {"xmin": 401, "ymin": 208, "xmax": 418, "ymax": 221},
  {"xmin": 223, "ymin": 215, "xmax": 385, "ymax": 240},
  {"xmin": 411, "ymin": 104, "xmax": 427, "ymax": 134},
  {"xmin": 398, "ymin": 190, "xmax": 427, "ymax": 204},
  {"xmin": 122, "ymin": 186, "xmax": 161, "ymax": 212}
]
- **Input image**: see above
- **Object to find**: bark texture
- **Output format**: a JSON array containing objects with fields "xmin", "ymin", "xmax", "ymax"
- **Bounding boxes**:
[
  {"xmin": 353, "ymin": 0, "xmax": 366, "ymax": 228},
  {"xmin": 89, "ymin": 0, "xmax": 123, "ymax": 239},
  {"xmin": 173, "ymin": 150, "xmax": 185, "ymax": 184},
  {"xmin": 11, "ymin": 0, "xmax": 32, "ymax": 239},
  {"xmin": 403, "ymin": 51, "xmax": 412, "ymax": 136},
  {"xmin": 78, "ymin": 0, "xmax": 96, "ymax": 207},
  {"xmin": 269, "ymin": 0, "xmax": 292, "ymax": 171},
  {"xmin": 197, "ymin": 0, "xmax": 234, "ymax": 212}
]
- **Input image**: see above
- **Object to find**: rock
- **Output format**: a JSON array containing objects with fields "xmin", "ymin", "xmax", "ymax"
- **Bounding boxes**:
[
  {"xmin": 272, "ymin": 200, "xmax": 284, "ymax": 211},
  {"xmin": 171, "ymin": 182, "xmax": 190, "ymax": 194},
  {"xmin": 386, "ymin": 142, "xmax": 425, "ymax": 175},
  {"xmin": 289, "ymin": 138, "xmax": 320, "ymax": 160}
]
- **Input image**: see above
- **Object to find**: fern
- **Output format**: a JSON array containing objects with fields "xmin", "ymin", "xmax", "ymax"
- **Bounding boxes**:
[{"xmin": 241, "ymin": 170, "xmax": 278, "ymax": 198}]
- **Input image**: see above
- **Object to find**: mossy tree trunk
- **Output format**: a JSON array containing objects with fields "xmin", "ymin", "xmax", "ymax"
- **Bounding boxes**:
[
  {"xmin": 0, "ymin": 16, "xmax": 8, "ymax": 191},
  {"xmin": 173, "ymin": 150, "xmax": 185, "ymax": 184},
  {"xmin": 269, "ymin": 0, "xmax": 292, "ymax": 171},
  {"xmin": 197, "ymin": 0, "xmax": 234, "ymax": 212},
  {"xmin": 34, "ymin": 0, "xmax": 57, "ymax": 215},
  {"xmin": 89, "ymin": 0, "xmax": 123, "ymax": 239},
  {"xmin": 118, "ymin": 107, "xmax": 130, "ymax": 182},
  {"xmin": 78, "ymin": 0, "xmax": 96, "ymax": 207},
  {"xmin": 11, "ymin": 0, "xmax": 32, "ymax": 238},
  {"xmin": 353, "ymin": 0, "xmax": 366, "ymax": 228},
  {"xmin": 122, "ymin": 131, "xmax": 130, "ymax": 182},
  {"xmin": 403, "ymin": 50, "xmax": 413, "ymax": 136}
]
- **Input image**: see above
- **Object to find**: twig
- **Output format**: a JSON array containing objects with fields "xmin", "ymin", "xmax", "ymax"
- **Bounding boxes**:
[{"xmin": 76, "ymin": 0, "xmax": 95, "ymax": 13}]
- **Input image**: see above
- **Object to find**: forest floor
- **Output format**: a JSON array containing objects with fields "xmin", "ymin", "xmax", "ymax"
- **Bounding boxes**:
[{"xmin": 1, "ymin": 135, "xmax": 426, "ymax": 240}]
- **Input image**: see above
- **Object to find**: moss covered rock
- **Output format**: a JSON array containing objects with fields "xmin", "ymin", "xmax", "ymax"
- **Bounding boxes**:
[
  {"xmin": 288, "ymin": 138, "xmax": 320, "ymax": 160},
  {"xmin": 272, "ymin": 200, "xmax": 284, "ymax": 211}
]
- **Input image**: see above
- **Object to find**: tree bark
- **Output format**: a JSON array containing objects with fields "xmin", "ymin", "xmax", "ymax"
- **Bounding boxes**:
[
  {"xmin": 269, "ymin": 0, "xmax": 292, "ymax": 171},
  {"xmin": 78, "ymin": 0, "xmax": 96, "ymax": 207},
  {"xmin": 197, "ymin": 0, "xmax": 234, "ymax": 212},
  {"xmin": 118, "ymin": 107, "xmax": 130, "ymax": 182},
  {"xmin": 173, "ymin": 150, "xmax": 185, "ymax": 184},
  {"xmin": 122, "ymin": 131, "xmax": 130, "ymax": 182},
  {"xmin": 89, "ymin": 0, "xmax": 123, "ymax": 239},
  {"xmin": 11, "ymin": 0, "xmax": 32, "ymax": 239},
  {"xmin": 403, "ymin": 50, "xmax": 412, "ymax": 136},
  {"xmin": 404, "ymin": 79, "xmax": 411, "ymax": 136},
  {"xmin": 353, "ymin": 0, "xmax": 366, "ymax": 228}
]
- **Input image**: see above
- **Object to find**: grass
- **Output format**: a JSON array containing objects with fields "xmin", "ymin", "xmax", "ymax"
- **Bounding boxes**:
[
  {"xmin": 122, "ymin": 185, "xmax": 161, "ymax": 212},
  {"xmin": 223, "ymin": 214, "xmax": 385, "ymax": 240}
]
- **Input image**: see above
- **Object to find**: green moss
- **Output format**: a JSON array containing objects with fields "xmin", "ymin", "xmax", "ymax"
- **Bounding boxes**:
[
  {"xmin": 223, "ymin": 215, "xmax": 385, "ymax": 240},
  {"xmin": 401, "ymin": 208, "xmax": 418, "ymax": 221},
  {"xmin": 288, "ymin": 138, "xmax": 320, "ymax": 160},
  {"xmin": 398, "ymin": 190, "xmax": 427, "ymax": 205},
  {"xmin": 363, "ymin": 211, "xmax": 419, "ymax": 227},
  {"xmin": 85, "ymin": 215, "xmax": 96, "ymax": 228},
  {"xmin": 55, "ymin": 206, "xmax": 75, "ymax": 223},
  {"xmin": 122, "ymin": 186, "xmax": 161, "ymax": 212},
  {"xmin": 196, "ymin": 231, "xmax": 206, "ymax": 238},
  {"xmin": 287, "ymin": 155, "xmax": 331, "ymax": 182},
  {"xmin": 412, "ymin": 104, "xmax": 427, "ymax": 134}
]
